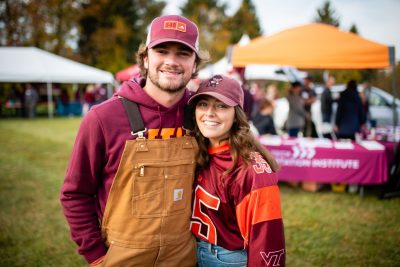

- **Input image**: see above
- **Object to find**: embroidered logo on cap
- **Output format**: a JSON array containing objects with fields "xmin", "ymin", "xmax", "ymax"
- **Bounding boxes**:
[
  {"xmin": 164, "ymin": 21, "xmax": 187, "ymax": 32},
  {"xmin": 207, "ymin": 75, "xmax": 223, "ymax": 87}
]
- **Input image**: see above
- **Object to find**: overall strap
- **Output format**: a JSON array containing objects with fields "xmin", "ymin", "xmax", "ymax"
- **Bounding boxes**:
[
  {"xmin": 183, "ymin": 104, "xmax": 195, "ymax": 135},
  {"xmin": 119, "ymin": 97, "xmax": 146, "ymax": 138}
]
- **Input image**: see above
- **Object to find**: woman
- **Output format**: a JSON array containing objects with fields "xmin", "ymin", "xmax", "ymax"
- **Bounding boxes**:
[
  {"xmin": 335, "ymin": 80, "xmax": 365, "ymax": 140},
  {"xmin": 188, "ymin": 75, "xmax": 285, "ymax": 267},
  {"xmin": 252, "ymin": 98, "xmax": 277, "ymax": 135}
]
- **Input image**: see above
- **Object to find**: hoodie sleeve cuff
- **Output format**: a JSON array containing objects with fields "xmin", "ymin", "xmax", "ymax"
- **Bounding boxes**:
[
  {"xmin": 84, "ymin": 243, "xmax": 108, "ymax": 265},
  {"xmin": 90, "ymin": 255, "xmax": 106, "ymax": 266}
]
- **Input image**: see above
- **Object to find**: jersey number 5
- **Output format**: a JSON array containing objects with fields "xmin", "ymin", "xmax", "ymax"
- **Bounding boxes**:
[{"xmin": 190, "ymin": 185, "xmax": 220, "ymax": 244}]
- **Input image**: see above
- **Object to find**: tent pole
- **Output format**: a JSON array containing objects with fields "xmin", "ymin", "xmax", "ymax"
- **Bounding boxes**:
[
  {"xmin": 46, "ymin": 82, "xmax": 53, "ymax": 119},
  {"xmin": 107, "ymin": 83, "xmax": 113, "ymax": 98},
  {"xmin": 389, "ymin": 47, "xmax": 398, "ymax": 130}
]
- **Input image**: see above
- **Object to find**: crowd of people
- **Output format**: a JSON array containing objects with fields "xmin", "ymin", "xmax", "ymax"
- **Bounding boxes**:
[
  {"xmin": 243, "ymin": 74, "xmax": 370, "ymax": 142},
  {"xmin": 1, "ymin": 83, "xmax": 39, "ymax": 118},
  {"xmin": 1, "ymin": 83, "xmax": 109, "ymax": 118}
]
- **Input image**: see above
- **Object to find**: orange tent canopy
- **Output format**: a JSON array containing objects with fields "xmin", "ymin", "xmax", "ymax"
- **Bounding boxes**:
[{"xmin": 232, "ymin": 23, "xmax": 390, "ymax": 69}]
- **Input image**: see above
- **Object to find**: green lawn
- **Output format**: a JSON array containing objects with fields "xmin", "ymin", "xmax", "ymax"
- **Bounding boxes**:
[{"xmin": 0, "ymin": 118, "xmax": 399, "ymax": 267}]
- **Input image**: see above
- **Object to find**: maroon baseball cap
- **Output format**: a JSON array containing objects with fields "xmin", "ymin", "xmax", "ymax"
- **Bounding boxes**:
[
  {"xmin": 188, "ymin": 75, "xmax": 244, "ymax": 108},
  {"xmin": 146, "ymin": 15, "xmax": 199, "ymax": 54}
]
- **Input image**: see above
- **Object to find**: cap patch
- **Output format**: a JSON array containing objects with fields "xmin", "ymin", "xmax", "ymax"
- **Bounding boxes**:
[
  {"xmin": 164, "ymin": 21, "xmax": 187, "ymax": 32},
  {"xmin": 207, "ymin": 75, "xmax": 223, "ymax": 87}
]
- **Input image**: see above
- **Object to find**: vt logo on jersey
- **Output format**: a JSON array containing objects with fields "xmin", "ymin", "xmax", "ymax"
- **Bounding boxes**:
[{"xmin": 260, "ymin": 249, "xmax": 285, "ymax": 266}]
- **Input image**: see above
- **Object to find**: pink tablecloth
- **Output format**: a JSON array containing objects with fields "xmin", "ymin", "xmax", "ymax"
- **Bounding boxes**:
[{"xmin": 260, "ymin": 137, "xmax": 389, "ymax": 185}]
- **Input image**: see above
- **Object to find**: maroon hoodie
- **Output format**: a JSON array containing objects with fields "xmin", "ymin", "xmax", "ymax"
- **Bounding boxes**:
[{"xmin": 60, "ymin": 78, "xmax": 192, "ymax": 263}]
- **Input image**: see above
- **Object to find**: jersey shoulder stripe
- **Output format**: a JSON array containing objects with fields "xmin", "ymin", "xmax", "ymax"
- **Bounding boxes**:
[{"xmin": 235, "ymin": 185, "xmax": 282, "ymax": 244}]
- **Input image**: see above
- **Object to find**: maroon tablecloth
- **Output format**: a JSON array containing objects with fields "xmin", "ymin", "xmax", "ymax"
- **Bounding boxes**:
[{"xmin": 260, "ymin": 136, "xmax": 389, "ymax": 185}]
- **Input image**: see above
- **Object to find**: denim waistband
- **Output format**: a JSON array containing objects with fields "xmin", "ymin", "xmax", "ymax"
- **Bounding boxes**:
[
  {"xmin": 196, "ymin": 238, "xmax": 245, "ymax": 254},
  {"xmin": 197, "ymin": 239, "xmax": 222, "ymax": 255}
]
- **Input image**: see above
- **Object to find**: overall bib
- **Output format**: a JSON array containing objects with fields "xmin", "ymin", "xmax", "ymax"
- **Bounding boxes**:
[{"xmin": 100, "ymin": 99, "xmax": 198, "ymax": 267}]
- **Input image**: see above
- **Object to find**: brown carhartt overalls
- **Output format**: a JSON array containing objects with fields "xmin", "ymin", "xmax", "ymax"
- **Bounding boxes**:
[{"xmin": 100, "ymin": 99, "xmax": 197, "ymax": 266}]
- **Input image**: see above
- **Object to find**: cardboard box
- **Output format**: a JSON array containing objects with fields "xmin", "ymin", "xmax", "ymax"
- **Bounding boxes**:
[
  {"xmin": 302, "ymin": 181, "xmax": 323, "ymax": 192},
  {"xmin": 286, "ymin": 181, "xmax": 301, "ymax": 187},
  {"xmin": 331, "ymin": 183, "xmax": 346, "ymax": 193}
]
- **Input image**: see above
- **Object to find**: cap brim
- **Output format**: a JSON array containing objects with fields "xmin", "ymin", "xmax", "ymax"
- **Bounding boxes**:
[
  {"xmin": 148, "ymin": 38, "xmax": 198, "ymax": 55},
  {"xmin": 188, "ymin": 92, "xmax": 238, "ymax": 107}
]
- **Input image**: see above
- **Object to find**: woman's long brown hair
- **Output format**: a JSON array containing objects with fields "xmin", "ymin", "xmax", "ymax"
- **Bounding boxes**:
[{"xmin": 194, "ymin": 103, "xmax": 279, "ymax": 175}]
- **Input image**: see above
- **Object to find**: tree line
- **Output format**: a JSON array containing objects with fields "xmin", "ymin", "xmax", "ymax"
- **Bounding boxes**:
[
  {"xmin": 0, "ymin": 0, "xmax": 261, "ymax": 73},
  {"xmin": 1, "ymin": 0, "xmax": 398, "ymax": 92}
]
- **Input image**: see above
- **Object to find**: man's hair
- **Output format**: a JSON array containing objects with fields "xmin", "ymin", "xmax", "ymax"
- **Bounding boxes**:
[
  {"xmin": 291, "ymin": 81, "xmax": 302, "ymax": 88},
  {"xmin": 193, "ymin": 103, "xmax": 279, "ymax": 176},
  {"xmin": 136, "ymin": 44, "xmax": 209, "ymax": 79}
]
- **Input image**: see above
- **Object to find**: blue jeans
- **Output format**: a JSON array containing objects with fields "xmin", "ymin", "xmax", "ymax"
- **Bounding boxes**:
[{"xmin": 197, "ymin": 239, "xmax": 247, "ymax": 267}]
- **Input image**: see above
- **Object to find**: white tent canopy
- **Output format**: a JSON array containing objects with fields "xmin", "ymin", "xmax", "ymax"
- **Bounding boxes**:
[
  {"xmin": 198, "ymin": 57, "xmax": 231, "ymax": 79},
  {"xmin": 244, "ymin": 64, "xmax": 306, "ymax": 82},
  {"xmin": 0, "ymin": 47, "xmax": 114, "ymax": 117},
  {"xmin": 198, "ymin": 56, "xmax": 306, "ymax": 82},
  {"xmin": 0, "ymin": 47, "xmax": 114, "ymax": 83},
  {"xmin": 199, "ymin": 35, "xmax": 306, "ymax": 82}
]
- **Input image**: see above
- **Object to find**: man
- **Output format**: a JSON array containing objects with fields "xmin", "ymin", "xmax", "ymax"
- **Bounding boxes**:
[
  {"xmin": 320, "ymin": 75, "xmax": 335, "ymax": 138},
  {"xmin": 301, "ymin": 76, "xmax": 318, "ymax": 137},
  {"xmin": 24, "ymin": 83, "xmax": 39, "ymax": 118},
  {"xmin": 60, "ymin": 15, "xmax": 208, "ymax": 266}
]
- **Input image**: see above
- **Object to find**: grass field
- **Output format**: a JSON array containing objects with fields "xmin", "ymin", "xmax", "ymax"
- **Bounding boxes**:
[{"xmin": 0, "ymin": 118, "xmax": 399, "ymax": 267}]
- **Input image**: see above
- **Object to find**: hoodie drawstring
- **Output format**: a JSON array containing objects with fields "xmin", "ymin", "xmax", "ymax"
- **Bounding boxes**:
[
  {"xmin": 172, "ymin": 106, "xmax": 181, "ymax": 138},
  {"xmin": 156, "ymin": 105, "xmax": 163, "ymax": 139},
  {"xmin": 156, "ymin": 104, "xmax": 182, "ymax": 139}
]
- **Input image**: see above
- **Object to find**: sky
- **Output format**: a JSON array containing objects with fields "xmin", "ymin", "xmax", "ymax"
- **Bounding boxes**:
[{"xmin": 163, "ymin": 0, "xmax": 400, "ymax": 60}]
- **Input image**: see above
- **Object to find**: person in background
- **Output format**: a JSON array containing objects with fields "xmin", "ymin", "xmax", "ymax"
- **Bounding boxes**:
[
  {"xmin": 249, "ymin": 82, "xmax": 266, "ymax": 117},
  {"xmin": 252, "ymin": 98, "xmax": 277, "ymax": 135},
  {"xmin": 287, "ymin": 81, "xmax": 307, "ymax": 137},
  {"xmin": 82, "ymin": 84, "xmax": 96, "ymax": 115},
  {"xmin": 320, "ymin": 75, "xmax": 336, "ymax": 138},
  {"xmin": 5, "ymin": 87, "xmax": 23, "ymax": 117},
  {"xmin": 24, "ymin": 83, "xmax": 39, "ymax": 118},
  {"xmin": 263, "ymin": 83, "xmax": 280, "ymax": 132},
  {"xmin": 360, "ymin": 81, "xmax": 374, "ymax": 127},
  {"xmin": 59, "ymin": 88, "xmax": 70, "ymax": 116},
  {"xmin": 188, "ymin": 74, "xmax": 285, "ymax": 267},
  {"xmin": 226, "ymin": 69, "xmax": 254, "ymax": 121},
  {"xmin": 242, "ymin": 83, "xmax": 255, "ymax": 121},
  {"xmin": 301, "ymin": 76, "xmax": 318, "ymax": 137},
  {"xmin": 335, "ymin": 80, "xmax": 365, "ymax": 140},
  {"xmin": 265, "ymin": 83, "xmax": 279, "ymax": 107},
  {"xmin": 94, "ymin": 83, "xmax": 108, "ymax": 104},
  {"xmin": 60, "ymin": 15, "xmax": 208, "ymax": 266}
]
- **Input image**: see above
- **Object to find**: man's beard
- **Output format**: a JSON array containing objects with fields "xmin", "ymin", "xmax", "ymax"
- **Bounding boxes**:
[{"xmin": 148, "ymin": 68, "xmax": 190, "ymax": 93}]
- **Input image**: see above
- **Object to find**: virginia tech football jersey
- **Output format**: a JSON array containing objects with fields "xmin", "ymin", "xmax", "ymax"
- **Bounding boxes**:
[{"xmin": 190, "ymin": 143, "xmax": 285, "ymax": 266}]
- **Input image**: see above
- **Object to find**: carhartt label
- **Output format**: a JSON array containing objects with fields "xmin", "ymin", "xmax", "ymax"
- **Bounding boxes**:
[
  {"xmin": 164, "ymin": 21, "xmax": 186, "ymax": 32},
  {"xmin": 174, "ymin": 189, "xmax": 183, "ymax": 201}
]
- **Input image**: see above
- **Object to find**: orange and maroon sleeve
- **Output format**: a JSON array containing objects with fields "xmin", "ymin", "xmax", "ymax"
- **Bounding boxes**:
[{"xmin": 235, "ymin": 185, "xmax": 285, "ymax": 266}]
